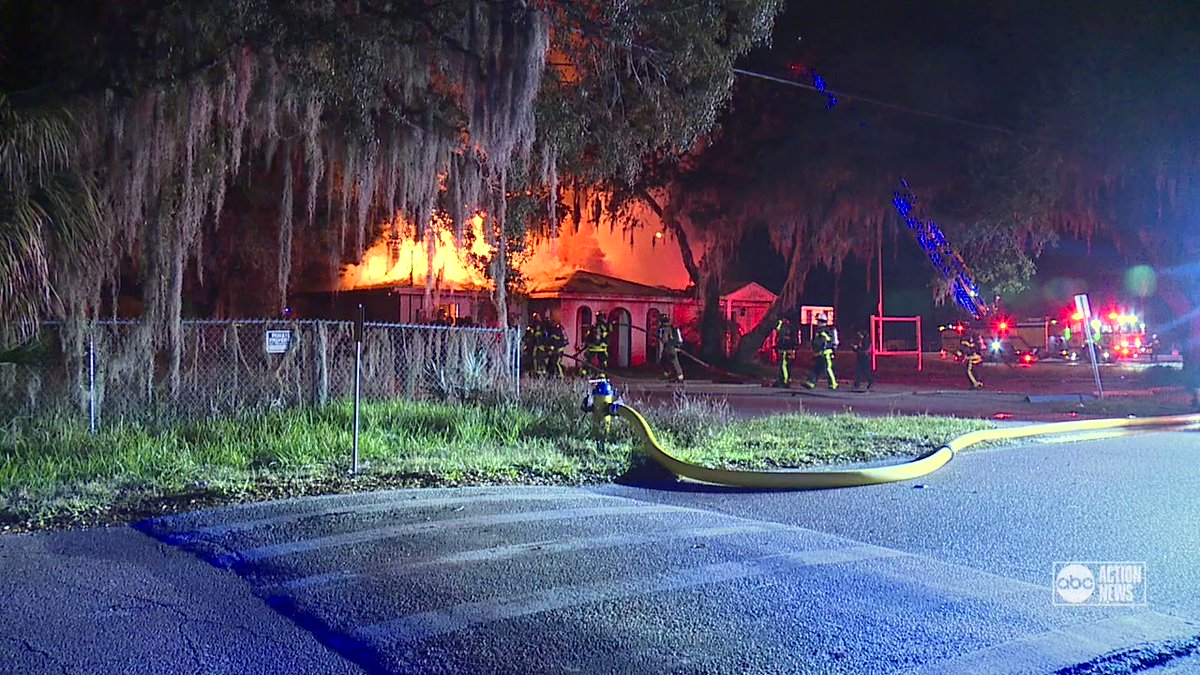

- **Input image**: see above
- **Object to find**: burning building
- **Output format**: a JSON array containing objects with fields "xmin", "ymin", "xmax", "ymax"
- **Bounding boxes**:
[{"xmin": 297, "ymin": 205, "xmax": 776, "ymax": 366}]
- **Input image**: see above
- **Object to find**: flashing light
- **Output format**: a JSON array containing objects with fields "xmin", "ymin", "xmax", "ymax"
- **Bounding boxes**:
[
  {"xmin": 990, "ymin": 339, "xmax": 1003, "ymax": 352},
  {"xmin": 1108, "ymin": 311, "xmax": 1119, "ymax": 320},
  {"xmin": 1022, "ymin": 354, "xmax": 1033, "ymax": 363},
  {"xmin": 1091, "ymin": 319, "xmax": 1102, "ymax": 330},
  {"xmin": 1071, "ymin": 311, "xmax": 1083, "ymax": 321},
  {"xmin": 997, "ymin": 321, "xmax": 1009, "ymax": 331}
]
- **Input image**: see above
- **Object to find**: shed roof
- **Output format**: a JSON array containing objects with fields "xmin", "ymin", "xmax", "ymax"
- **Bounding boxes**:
[{"xmin": 527, "ymin": 270, "xmax": 687, "ymax": 299}]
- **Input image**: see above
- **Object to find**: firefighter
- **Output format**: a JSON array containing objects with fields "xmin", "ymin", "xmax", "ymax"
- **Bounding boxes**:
[
  {"xmin": 582, "ymin": 311, "xmax": 610, "ymax": 376},
  {"xmin": 956, "ymin": 330, "xmax": 984, "ymax": 389},
  {"xmin": 545, "ymin": 321, "xmax": 569, "ymax": 378},
  {"xmin": 524, "ymin": 313, "xmax": 548, "ymax": 376},
  {"xmin": 803, "ymin": 314, "xmax": 839, "ymax": 390},
  {"xmin": 652, "ymin": 312, "xmax": 666, "ymax": 366},
  {"xmin": 522, "ymin": 313, "xmax": 541, "ymax": 375},
  {"xmin": 852, "ymin": 328, "xmax": 875, "ymax": 391},
  {"xmin": 658, "ymin": 314, "xmax": 684, "ymax": 382},
  {"xmin": 773, "ymin": 316, "xmax": 798, "ymax": 387}
]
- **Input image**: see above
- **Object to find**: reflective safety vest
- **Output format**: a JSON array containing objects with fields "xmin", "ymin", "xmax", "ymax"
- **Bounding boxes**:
[
  {"xmin": 812, "ymin": 328, "xmax": 835, "ymax": 355},
  {"xmin": 548, "ymin": 327, "xmax": 568, "ymax": 351},
  {"xmin": 586, "ymin": 321, "xmax": 610, "ymax": 351},
  {"xmin": 958, "ymin": 336, "xmax": 980, "ymax": 357}
]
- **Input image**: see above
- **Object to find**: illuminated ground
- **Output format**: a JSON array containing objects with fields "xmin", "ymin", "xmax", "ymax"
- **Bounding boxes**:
[
  {"xmin": 617, "ymin": 352, "xmax": 1191, "ymax": 422},
  {"xmin": 1, "ymin": 354, "xmax": 1195, "ymax": 674}
]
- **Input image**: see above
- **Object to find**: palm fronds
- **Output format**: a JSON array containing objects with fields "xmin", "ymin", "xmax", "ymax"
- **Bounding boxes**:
[{"xmin": 0, "ymin": 94, "xmax": 103, "ymax": 345}]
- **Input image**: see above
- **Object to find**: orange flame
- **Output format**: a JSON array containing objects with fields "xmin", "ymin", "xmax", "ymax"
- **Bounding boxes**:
[
  {"xmin": 520, "ymin": 210, "xmax": 691, "ymax": 290},
  {"xmin": 340, "ymin": 214, "xmax": 494, "ymax": 290},
  {"xmin": 340, "ymin": 198, "xmax": 694, "ymax": 292}
]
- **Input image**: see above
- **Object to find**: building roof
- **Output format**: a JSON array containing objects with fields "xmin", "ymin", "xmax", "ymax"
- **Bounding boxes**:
[
  {"xmin": 526, "ymin": 270, "xmax": 687, "ymax": 300},
  {"xmin": 720, "ymin": 281, "xmax": 777, "ymax": 303}
]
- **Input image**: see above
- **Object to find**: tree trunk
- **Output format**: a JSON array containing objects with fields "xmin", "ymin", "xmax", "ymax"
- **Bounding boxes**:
[
  {"xmin": 639, "ymin": 188, "xmax": 729, "ymax": 360},
  {"xmin": 733, "ymin": 230, "xmax": 808, "ymax": 364},
  {"xmin": 699, "ymin": 272, "xmax": 724, "ymax": 362},
  {"xmin": 734, "ymin": 295, "xmax": 787, "ymax": 364},
  {"xmin": 638, "ymin": 188, "xmax": 701, "ymax": 286}
]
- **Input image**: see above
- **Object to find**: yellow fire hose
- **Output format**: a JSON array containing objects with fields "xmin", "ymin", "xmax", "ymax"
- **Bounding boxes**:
[{"xmin": 585, "ymin": 381, "xmax": 1200, "ymax": 489}]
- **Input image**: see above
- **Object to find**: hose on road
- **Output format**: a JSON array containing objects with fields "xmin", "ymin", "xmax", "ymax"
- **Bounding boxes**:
[{"xmin": 609, "ymin": 398, "xmax": 1200, "ymax": 489}]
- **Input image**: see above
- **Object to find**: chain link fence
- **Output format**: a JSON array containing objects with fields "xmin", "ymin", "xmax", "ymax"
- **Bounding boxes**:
[{"xmin": 0, "ymin": 320, "xmax": 521, "ymax": 429}]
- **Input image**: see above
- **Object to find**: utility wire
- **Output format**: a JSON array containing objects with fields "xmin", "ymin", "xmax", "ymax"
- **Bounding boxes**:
[{"xmin": 732, "ymin": 67, "xmax": 1027, "ymax": 137}]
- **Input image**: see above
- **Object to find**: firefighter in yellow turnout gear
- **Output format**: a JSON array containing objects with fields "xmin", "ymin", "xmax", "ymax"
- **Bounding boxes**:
[
  {"xmin": 773, "ymin": 317, "xmax": 798, "ymax": 387},
  {"xmin": 803, "ymin": 315, "xmax": 839, "ymax": 390},
  {"xmin": 956, "ymin": 330, "xmax": 985, "ymax": 389},
  {"xmin": 580, "ymin": 312, "xmax": 611, "ymax": 377},
  {"xmin": 657, "ymin": 314, "xmax": 684, "ymax": 382},
  {"xmin": 522, "ymin": 313, "xmax": 547, "ymax": 376},
  {"xmin": 545, "ymin": 321, "xmax": 569, "ymax": 378}
]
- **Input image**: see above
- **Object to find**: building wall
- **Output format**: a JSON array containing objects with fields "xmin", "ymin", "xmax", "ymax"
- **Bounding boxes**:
[
  {"xmin": 538, "ymin": 290, "xmax": 779, "ymax": 368},
  {"xmin": 555, "ymin": 297, "xmax": 679, "ymax": 367}
]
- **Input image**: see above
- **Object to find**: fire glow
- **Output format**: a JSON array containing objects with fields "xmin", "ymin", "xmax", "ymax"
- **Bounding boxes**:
[
  {"xmin": 340, "ymin": 214, "xmax": 494, "ymax": 290},
  {"xmin": 339, "ymin": 200, "xmax": 693, "ymax": 292}
]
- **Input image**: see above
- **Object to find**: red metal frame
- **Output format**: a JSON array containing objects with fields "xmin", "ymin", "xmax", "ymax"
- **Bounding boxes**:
[{"xmin": 871, "ymin": 315, "xmax": 922, "ymax": 371}]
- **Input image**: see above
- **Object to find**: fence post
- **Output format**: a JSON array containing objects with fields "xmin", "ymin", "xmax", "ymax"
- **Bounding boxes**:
[
  {"xmin": 512, "ymin": 327, "xmax": 521, "ymax": 399},
  {"xmin": 314, "ymin": 321, "xmax": 329, "ymax": 406},
  {"xmin": 88, "ymin": 325, "xmax": 97, "ymax": 433},
  {"xmin": 351, "ymin": 305, "xmax": 364, "ymax": 474}
]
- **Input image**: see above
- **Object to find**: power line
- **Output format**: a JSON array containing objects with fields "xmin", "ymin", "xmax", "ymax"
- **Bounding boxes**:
[{"xmin": 732, "ymin": 67, "xmax": 1027, "ymax": 136}]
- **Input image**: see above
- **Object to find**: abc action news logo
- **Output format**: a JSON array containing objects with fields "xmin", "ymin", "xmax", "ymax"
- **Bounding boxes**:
[{"xmin": 1053, "ymin": 562, "xmax": 1147, "ymax": 606}]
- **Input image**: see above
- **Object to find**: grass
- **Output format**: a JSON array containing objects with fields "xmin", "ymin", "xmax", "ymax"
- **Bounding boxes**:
[{"xmin": 0, "ymin": 379, "xmax": 992, "ymax": 531}]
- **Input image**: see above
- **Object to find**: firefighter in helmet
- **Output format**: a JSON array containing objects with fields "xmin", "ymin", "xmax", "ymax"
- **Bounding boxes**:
[
  {"xmin": 852, "ymin": 328, "xmax": 875, "ymax": 391},
  {"xmin": 581, "ymin": 311, "xmax": 610, "ymax": 376},
  {"xmin": 521, "ymin": 313, "xmax": 541, "ymax": 375},
  {"xmin": 956, "ymin": 329, "xmax": 984, "ymax": 389},
  {"xmin": 803, "ymin": 313, "xmax": 839, "ymax": 390},
  {"xmin": 773, "ymin": 315, "xmax": 798, "ymax": 387},
  {"xmin": 545, "ymin": 321, "xmax": 569, "ymax": 378},
  {"xmin": 523, "ymin": 313, "xmax": 548, "ymax": 376},
  {"xmin": 658, "ymin": 313, "xmax": 684, "ymax": 382}
]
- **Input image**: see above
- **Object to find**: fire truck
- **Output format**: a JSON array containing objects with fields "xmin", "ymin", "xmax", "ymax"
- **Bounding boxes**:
[
  {"xmin": 940, "ymin": 309, "xmax": 1152, "ymax": 364},
  {"xmin": 938, "ymin": 319, "xmax": 1044, "ymax": 365},
  {"xmin": 1048, "ymin": 308, "xmax": 1151, "ymax": 361},
  {"xmin": 895, "ymin": 182, "xmax": 1154, "ymax": 363}
]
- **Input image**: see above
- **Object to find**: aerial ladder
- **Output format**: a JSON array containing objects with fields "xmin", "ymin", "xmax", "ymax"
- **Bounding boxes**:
[{"xmin": 890, "ymin": 179, "xmax": 990, "ymax": 320}]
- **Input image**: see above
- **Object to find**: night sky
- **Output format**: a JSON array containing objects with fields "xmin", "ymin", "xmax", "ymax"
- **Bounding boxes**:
[{"xmin": 723, "ymin": 0, "xmax": 1193, "ymax": 331}]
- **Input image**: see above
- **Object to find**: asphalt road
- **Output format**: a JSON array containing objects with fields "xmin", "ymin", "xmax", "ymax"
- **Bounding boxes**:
[
  {"xmin": 112, "ymin": 426, "xmax": 1198, "ymax": 674},
  {"xmin": 3, "ymin": 362, "xmax": 1197, "ymax": 674},
  {"xmin": 619, "ymin": 355, "xmax": 1192, "ymax": 422},
  {"xmin": 0, "ymin": 525, "xmax": 359, "ymax": 674}
]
